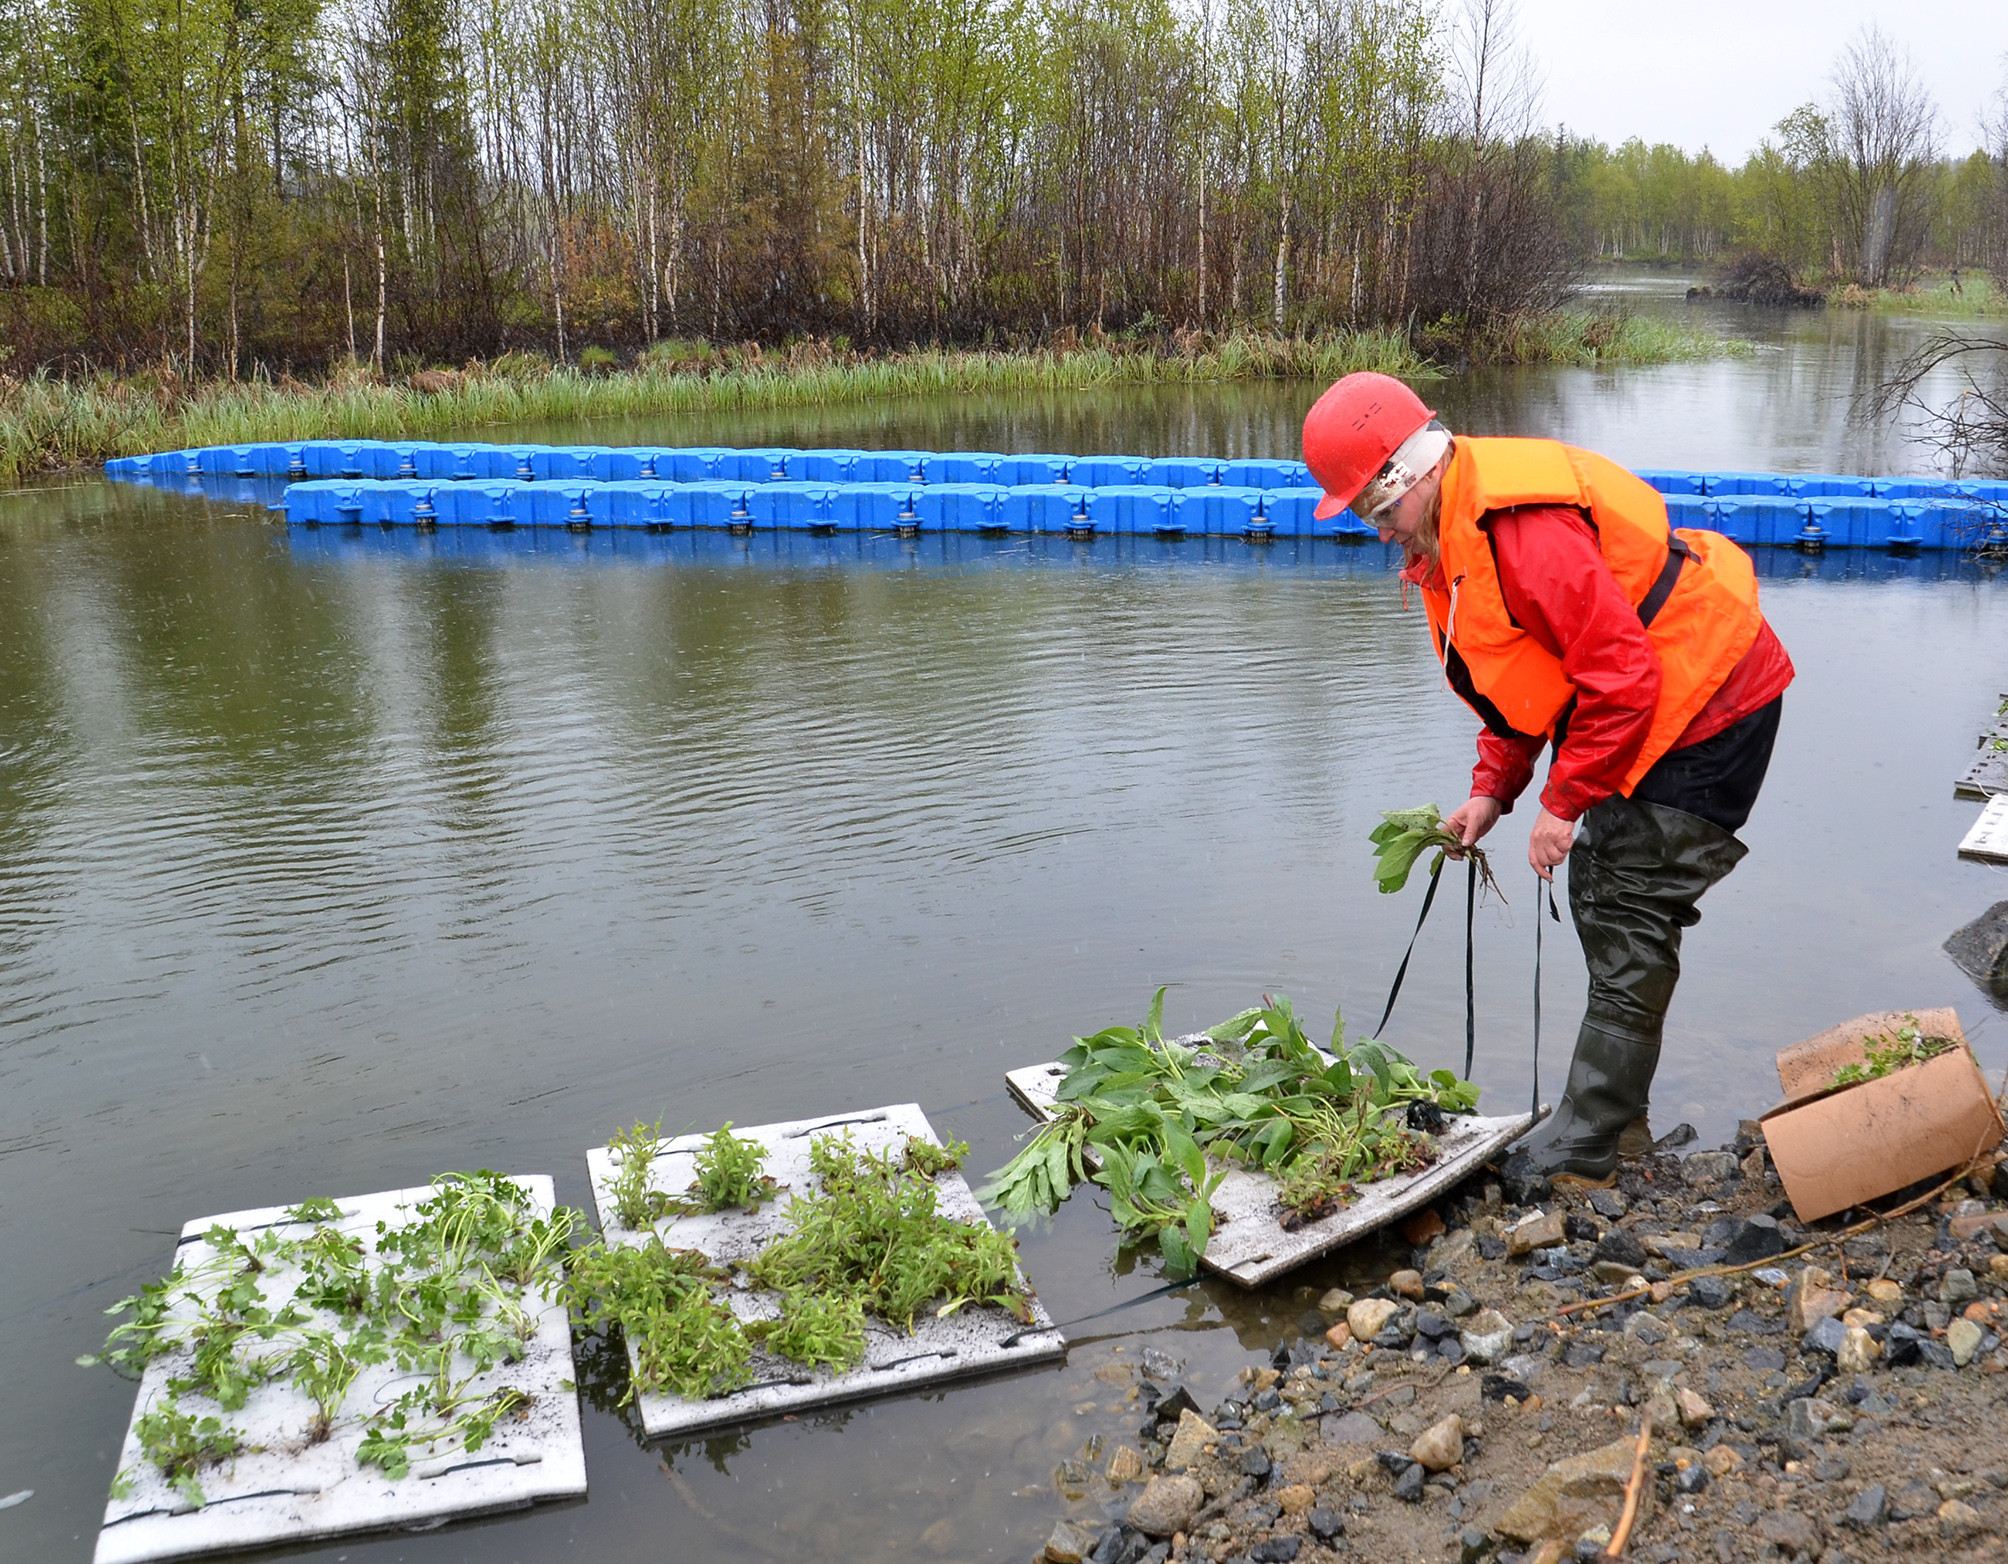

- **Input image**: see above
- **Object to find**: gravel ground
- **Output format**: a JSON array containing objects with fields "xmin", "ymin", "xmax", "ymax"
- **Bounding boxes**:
[{"xmin": 1034, "ymin": 1122, "xmax": 2008, "ymax": 1564}]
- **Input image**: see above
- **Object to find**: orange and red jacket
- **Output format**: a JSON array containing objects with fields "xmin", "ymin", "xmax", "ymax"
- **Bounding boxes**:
[{"xmin": 1401, "ymin": 438, "xmax": 1794, "ymax": 822}]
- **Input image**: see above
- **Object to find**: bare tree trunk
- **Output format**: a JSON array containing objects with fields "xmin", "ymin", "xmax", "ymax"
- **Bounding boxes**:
[{"xmin": 1272, "ymin": 187, "xmax": 1288, "ymax": 331}]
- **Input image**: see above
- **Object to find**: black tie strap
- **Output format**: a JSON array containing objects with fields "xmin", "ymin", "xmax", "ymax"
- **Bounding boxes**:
[{"xmin": 1373, "ymin": 852, "xmax": 1444, "ymax": 1040}]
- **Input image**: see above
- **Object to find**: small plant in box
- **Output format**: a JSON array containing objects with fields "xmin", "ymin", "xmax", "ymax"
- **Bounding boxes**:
[{"xmin": 1827, "ymin": 1016, "xmax": 1959, "ymax": 1089}]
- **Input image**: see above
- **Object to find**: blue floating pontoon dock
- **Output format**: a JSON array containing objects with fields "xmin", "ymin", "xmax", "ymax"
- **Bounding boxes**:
[{"xmin": 105, "ymin": 442, "xmax": 2008, "ymax": 549}]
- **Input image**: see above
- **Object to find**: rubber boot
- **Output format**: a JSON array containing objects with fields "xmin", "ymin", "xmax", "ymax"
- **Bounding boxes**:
[
  {"xmin": 1499, "ymin": 796, "xmax": 1748, "ymax": 1197},
  {"xmin": 1500, "ymin": 1020, "xmax": 1661, "ymax": 1192}
]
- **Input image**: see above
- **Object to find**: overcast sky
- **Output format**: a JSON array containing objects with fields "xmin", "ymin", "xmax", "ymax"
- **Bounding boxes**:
[{"xmin": 1510, "ymin": 0, "xmax": 2007, "ymax": 162}]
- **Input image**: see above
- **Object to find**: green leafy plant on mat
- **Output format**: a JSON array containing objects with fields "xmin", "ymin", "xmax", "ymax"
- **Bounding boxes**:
[
  {"xmin": 976, "ymin": 988, "xmax": 1480, "ymax": 1276},
  {"xmin": 110, "ymin": 1394, "xmax": 246, "ymax": 1507},
  {"xmin": 687, "ymin": 1123, "xmax": 780, "ymax": 1213},
  {"xmin": 1370, "ymin": 804, "xmax": 1501, "ymax": 899},
  {"xmin": 748, "ymin": 1133, "xmax": 1032, "ymax": 1333},
  {"xmin": 604, "ymin": 1121, "xmax": 676, "ymax": 1229},
  {"xmin": 561, "ymin": 1239, "xmax": 751, "ymax": 1402},
  {"xmin": 1830, "ymin": 1016, "xmax": 1961, "ymax": 1089},
  {"xmin": 563, "ymin": 1127, "xmax": 1032, "ymax": 1395},
  {"xmin": 901, "ymin": 1135, "xmax": 968, "ymax": 1177},
  {"xmin": 747, "ymin": 1288, "xmax": 869, "ymax": 1372},
  {"xmin": 86, "ymin": 1171, "xmax": 571, "ymax": 1496},
  {"xmin": 356, "ymin": 1386, "xmax": 529, "ymax": 1480}
]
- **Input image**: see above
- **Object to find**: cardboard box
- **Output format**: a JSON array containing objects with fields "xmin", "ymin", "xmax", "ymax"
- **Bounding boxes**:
[{"xmin": 1760, "ymin": 1008, "xmax": 2004, "ymax": 1223}]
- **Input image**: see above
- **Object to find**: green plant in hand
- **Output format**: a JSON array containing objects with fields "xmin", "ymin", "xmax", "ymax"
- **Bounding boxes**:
[
  {"xmin": 977, "ymin": 988, "xmax": 1480, "ymax": 1276},
  {"xmin": 1371, "ymin": 804, "xmax": 1500, "ymax": 898}
]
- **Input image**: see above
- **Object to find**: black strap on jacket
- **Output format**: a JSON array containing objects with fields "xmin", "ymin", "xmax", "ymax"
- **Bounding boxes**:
[{"xmin": 1636, "ymin": 532, "xmax": 1692, "ymax": 629}]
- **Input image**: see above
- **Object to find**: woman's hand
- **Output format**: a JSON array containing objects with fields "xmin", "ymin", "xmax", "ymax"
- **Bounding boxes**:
[
  {"xmin": 1442, "ymin": 796, "xmax": 1503, "ymax": 855},
  {"xmin": 1529, "ymin": 808, "xmax": 1575, "ymax": 879}
]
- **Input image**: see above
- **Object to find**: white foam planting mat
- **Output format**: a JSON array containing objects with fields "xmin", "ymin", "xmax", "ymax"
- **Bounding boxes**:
[
  {"xmin": 1959, "ymin": 794, "xmax": 2008, "ymax": 863},
  {"xmin": 1005, "ymin": 1058, "xmax": 1535, "ymax": 1288},
  {"xmin": 584, "ymin": 1104, "xmax": 1065, "ymax": 1438},
  {"xmin": 93, "ymin": 1175, "xmax": 585, "ymax": 1564}
]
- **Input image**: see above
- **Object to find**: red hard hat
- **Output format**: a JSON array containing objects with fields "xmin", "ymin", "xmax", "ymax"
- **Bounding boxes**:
[{"xmin": 1302, "ymin": 373, "xmax": 1438, "ymax": 520}]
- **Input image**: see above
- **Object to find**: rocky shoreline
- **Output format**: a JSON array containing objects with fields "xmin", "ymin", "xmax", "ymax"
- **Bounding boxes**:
[{"xmin": 1036, "ymin": 1123, "xmax": 2008, "ymax": 1564}]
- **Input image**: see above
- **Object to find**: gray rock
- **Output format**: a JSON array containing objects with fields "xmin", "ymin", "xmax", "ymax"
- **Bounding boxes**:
[
  {"xmin": 1236, "ymin": 1445, "xmax": 1272, "ymax": 1479},
  {"xmin": 1801, "ymin": 1317, "xmax": 1849, "ymax": 1358},
  {"xmin": 1322, "ymin": 1411, "xmax": 1384, "ymax": 1446},
  {"xmin": 1883, "ymin": 1322, "xmax": 1923, "ymax": 1367},
  {"xmin": 1249, "ymin": 1540, "xmax": 1300, "ymax": 1563},
  {"xmin": 1889, "ymin": 1479, "xmax": 1939, "ymax": 1521},
  {"xmin": 1589, "ymin": 1189, "xmax": 1628, "ymax": 1218},
  {"xmin": 1595, "ymin": 1228, "xmax": 1650, "ymax": 1269},
  {"xmin": 1687, "ymin": 1275, "xmax": 1734, "ymax": 1309},
  {"xmin": 1500, "ymin": 1352, "xmax": 1547, "ymax": 1385},
  {"xmin": 1126, "ymin": 1475, "xmax": 1203, "ymax": 1537},
  {"xmin": 1444, "ymin": 1288, "xmax": 1478, "ymax": 1318},
  {"xmin": 1942, "ymin": 1268, "xmax": 1980, "ymax": 1307},
  {"xmin": 1140, "ymin": 1346, "xmax": 1180, "ymax": 1381},
  {"xmin": 1722, "ymin": 1214, "xmax": 1787, "ymax": 1265},
  {"xmin": 1683, "ymin": 1150, "xmax": 1742, "ymax": 1186},
  {"xmin": 1943, "ymin": 899, "xmax": 2008, "ymax": 994},
  {"xmin": 1562, "ymin": 1340, "xmax": 1605, "ymax": 1368},
  {"xmin": 1842, "ymin": 1484, "xmax": 1888, "ymax": 1528},
  {"xmin": 1044, "ymin": 1520, "xmax": 1099, "ymax": 1563},
  {"xmin": 1744, "ymin": 1345, "xmax": 1786, "ymax": 1372},
  {"xmin": 1392, "ymin": 1462, "xmax": 1426, "ymax": 1502},
  {"xmin": 1460, "ymin": 1309, "xmax": 1515, "ymax": 1366},
  {"xmin": 1458, "ymin": 1524, "xmax": 1493, "ymax": 1563},
  {"xmin": 1786, "ymin": 1397, "xmax": 1841, "ymax": 1438},
  {"xmin": 1755, "ymin": 1509, "xmax": 1821, "ymax": 1557},
  {"xmin": 1307, "ymin": 1506, "xmax": 1345, "ymax": 1539}
]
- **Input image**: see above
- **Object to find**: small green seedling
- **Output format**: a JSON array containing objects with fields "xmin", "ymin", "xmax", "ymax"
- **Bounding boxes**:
[
  {"xmin": 605, "ymin": 1122, "xmax": 674, "ymax": 1229},
  {"xmin": 687, "ymin": 1123, "xmax": 779, "ymax": 1213},
  {"xmin": 1830, "ymin": 1016, "xmax": 1959, "ymax": 1089},
  {"xmin": 902, "ymin": 1136, "xmax": 968, "ymax": 1177},
  {"xmin": 114, "ymin": 1395, "xmax": 245, "ymax": 1507}
]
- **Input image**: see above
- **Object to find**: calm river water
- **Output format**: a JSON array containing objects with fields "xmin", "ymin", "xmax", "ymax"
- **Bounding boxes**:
[{"xmin": 5, "ymin": 278, "xmax": 2008, "ymax": 1562}]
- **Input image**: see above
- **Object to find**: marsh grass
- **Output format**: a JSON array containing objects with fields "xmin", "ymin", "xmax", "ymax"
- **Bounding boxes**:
[
  {"xmin": 1830, "ymin": 275, "xmax": 2004, "ymax": 317},
  {"xmin": 0, "ymin": 333, "xmax": 1426, "ymax": 480},
  {"xmin": 1428, "ymin": 309, "xmax": 1755, "ymax": 367},
  {"xmin": 1, "ymin": 312, "xmax": 1753, "ymax": 481}
]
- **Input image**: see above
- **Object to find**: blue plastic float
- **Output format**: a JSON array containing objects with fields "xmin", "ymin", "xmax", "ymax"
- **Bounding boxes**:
[{"xmin": 104, "ymin": 442, "xmax": 2006, "ymax": 548}]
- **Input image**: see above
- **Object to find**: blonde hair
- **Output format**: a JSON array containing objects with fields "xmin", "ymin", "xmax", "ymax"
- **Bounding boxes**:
[{"xmin": 1400, "ymin": 442, "xmax": 1452, "ymax": 568}]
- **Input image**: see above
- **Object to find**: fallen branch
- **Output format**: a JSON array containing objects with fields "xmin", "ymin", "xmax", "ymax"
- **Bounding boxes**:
[{"xmin": 1600, "ymin": 1409, "xmax": 1654, "ymax": 1560}]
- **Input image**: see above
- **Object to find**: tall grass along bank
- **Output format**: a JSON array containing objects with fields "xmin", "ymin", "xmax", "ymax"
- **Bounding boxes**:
[{"xmin": 0, "ymin": 320, "xmax": 1749, "ymax": 480}]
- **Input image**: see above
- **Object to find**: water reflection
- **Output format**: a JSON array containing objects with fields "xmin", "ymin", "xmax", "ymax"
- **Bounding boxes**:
[{"xmin": 5, "ymin": 335, "xmax": 2008, "ymax": 1563}]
